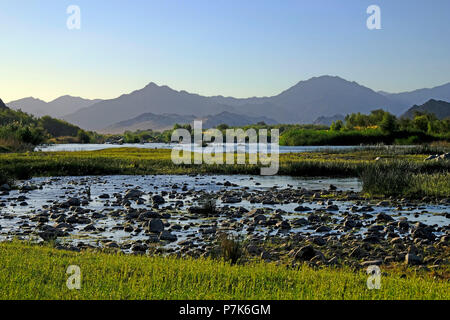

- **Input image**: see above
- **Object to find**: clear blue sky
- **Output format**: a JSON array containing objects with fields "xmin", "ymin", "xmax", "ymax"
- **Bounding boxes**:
[{"xmin": 1, "ymin": 0, "xmax": 449, "ymax": 102}]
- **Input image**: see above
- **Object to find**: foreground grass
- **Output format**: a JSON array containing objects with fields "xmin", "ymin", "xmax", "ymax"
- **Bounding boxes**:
[{"xmin": 0, "ymin": 242, "xmax": 448, "ymax": 300}]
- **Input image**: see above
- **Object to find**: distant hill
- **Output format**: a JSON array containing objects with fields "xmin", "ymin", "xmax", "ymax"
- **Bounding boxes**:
[
  {"xmin": 64, "ymin": 83, "xmax": 237, "ymax": 131},
  {"xmin": 103, "ymin": 113, "xmax": 197, "ymax": 133},
  {"xmin": 12, "ymin": 76, "xmax": 450, "ymax": 131},
  {"xmin": 8, "ymin": 96, "xmax": 102, "ymax": 118},
  {"xmin": 265, "ymin": 76, "xmax": 406, "ymax": 123},
  {"xmin": 383, "ymin": 83, "xmax": 450, "ymax": 106},
  {"xmin": 103, "ymin": 111, "xmax": 277, "ymax": 133},
  {"xmin": 202, "ymin": 111, "xmax": 277, "ymax": 129},
  {"xmin": 0, "ymin": 98, "xmax": 7, "ymax": 109},
  {"xmin": 64, "ymin": 76, "xmax": 408, "ymax": 130},
  {"xmin": 313, "ymin": 114, "xmax": 345, "ymax": 126},
  {"xmin": 401, "ymin": 99, "xmax": 450, "ymax": 119}
]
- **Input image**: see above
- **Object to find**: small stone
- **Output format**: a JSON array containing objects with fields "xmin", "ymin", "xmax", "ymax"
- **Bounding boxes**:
[
  {"xmin": 160, "ymin": 230, "xmax": 177, "ymax": 242},
  {"xmin": 405, "ymin": 253, "xmax": 422, "ymax": 265}
]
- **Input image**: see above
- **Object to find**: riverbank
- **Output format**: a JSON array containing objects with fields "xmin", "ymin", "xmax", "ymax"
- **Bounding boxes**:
[
  {"xmin": 1, "ymin": 148, "xmax": 449, "ymax": 198},
  {"xmin": 0, "ymin": 242, "xmax": 448, "ymax": 300},
  {"xmin": 0, "ymin": 174, "xmax": 448, "ymax": 275}
]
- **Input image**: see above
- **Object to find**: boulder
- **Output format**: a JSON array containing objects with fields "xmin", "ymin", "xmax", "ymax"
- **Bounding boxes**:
[
  {"xmin": 405, "ymin": 253, "xmax": 422, "ymax": 265},
  {"xmin": 160, "ymin": 230, "xmax": 177, "ymax": 242},
  {"xmin": 294, "ymin": 245, "xmax": 323, "ymax": 262},
  {"xmin": 152, "ymin": 195, "xmax": 165, "ymax": 205},
  {"xmin": 148, "ymin": 218, "xmax": 164, "ymax": 233}
]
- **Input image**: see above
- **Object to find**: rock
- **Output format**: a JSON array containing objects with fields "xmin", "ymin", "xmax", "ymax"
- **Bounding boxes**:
[
  {"xmin": 0, "ymin": 184, "xmax": 10, "ymax": 191},
  {"xmin": 105, "ymin": 241, "xmax": 119, "ymax": 248},
  {"xmin": 83, "ymin": 224, "xmax": 96, "ymax": 231},
  {"xmin": 98, "ymin": 194, "xmax": 110, "ymax": 199},
  {"xmin": 148, "ymin": 218, "xmax": 164, "ymax": 233},
  {"xmin": 294, "ymin": 245, "xmax": 323, "ymax": 262},
  {"xmin": 294, "ymin": 205, "xmax": 312, "ymax": 212},
  {"xmin": 152, "ymin": 195, "xmax": 165, "ymax": 205},
  {"xmin": 63, "ymin": 198, "xmax": 81, "ymax": 207},
  {"xmin": 92, "ymin": 212, "xmax": 106, "ymax": 219},
  {"xmin": 291, "ymin": 218, "xmax": 308, "ymax": 226},
  {"xmin": 222, "ymin": 196, "xmax": 242, "ymax": 204},
  {"xmin": 343, "ymin": 219, "xmax": 357, "ymax": 229},
  {"xmin": 276, "ymin": 220, "xmax": 291, "ymax": 229},
  {"xmin": 247, "ymin": 208, "xmax": 265, "ymax": 216},
  {"xmin": 361, "ymin": 260, "xmax": 383, "ymax": 267},
  {"xmin": 363, "ymin": 235, "xmax": 380, "ymax": 244},
  {"xmin": 307, "ymin": 214, "xmax": 321, "ymax": 223},
  {"xmin": 260, "ymin": 251, "xmax": 272, "ymax": 261},
  {"xmin": 349, "ymin": 246, "xmax": 366, "ymax": 259},
  {"xmin": 139, "ymin": 211, "xmax": 161, "ymax": 220},
  {"xmin": 411, "ymin": 226, "xmax": 435, "ymax": 241},
  {"xmin": 325, "ymin": 205, "xmax": 339, "ymax": 211},
  {"xmin": 390, "ymin": 237, "xmax": 403, "ymax": 245},
  {"xmin": 425, "ymin": 154, "xmax": 439, "ymax": 161},
  {"xmin": 376, "ymin": 212, "xmax": 394, "ymax": 222},
  {"xmin": 160, "ymin": 230, "xmax": 177, "ymax": 242},
  {"xmin": 397, "ymin": 220, "xmax": 409, "ymax": 232},
  {"xmin": 253, "ymin": 214, "xmax": 267, "ymax": 223},
  {"xmin": 405, "ymin": 253, "xmax": 422, "ymax": 265},
  {"xmin": 439, "ymin": 235, "xmax": 450, "ymax": 244},
  {"xmin": 311, "ymin": 237, "xmax": 326, "ymax": 246},
  {"xmin": 246, "ymin": 245, "xmax": 261, "ymax": 255},
  {"xmin": 38, "ymin": 231, "xmax": 58, "ymax": 241},
  {"xmin": 315, "ymin": 225, "xmax": 331, "ymax": 233},
  {"xmin": 124, "ymin": 189, "xmax": 144, "ymax": 199},
  {"xmin": 131, "ymin": 243, "xmax": 148, "ymax": 252},
  {"xmin": 327, "ymin": 257, "xmax": 339, "ymax": 265},
  {"xmin": 407, "ymin": 245, "xmax": 419, "ymax": 255}
]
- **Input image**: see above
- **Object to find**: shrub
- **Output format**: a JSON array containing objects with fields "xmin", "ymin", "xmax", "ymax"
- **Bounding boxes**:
[
  {"xmin": 217, "ymin": 233, "xmax": 243, "ymax": 265},
  {"xmin": 360, "ymin": 161, "xmax": 415, "ymax": 196}
]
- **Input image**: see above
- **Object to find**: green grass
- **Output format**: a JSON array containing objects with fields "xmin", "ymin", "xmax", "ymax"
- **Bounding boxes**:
[
  {"xmin": 360, "ymin": 161, "xmax": 450, "ymax": 197},
  {"xmin": 0, "ymin": 148, "xmax": 448, "ymax": 197},
  {"xmin": 0, "ymin": 147, "xmax": 448, "ymax": 177},
  {"xmin": 0, "ymin": 242, "xmax": 448, "ymax": 300},
  {"xmin": 279, "ymin": 128, "xmax": 449, "ymax": 146}
]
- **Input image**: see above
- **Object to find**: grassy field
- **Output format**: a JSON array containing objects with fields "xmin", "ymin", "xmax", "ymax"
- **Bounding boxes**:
[
  {"xmin": 0, "ymin": 147, "xmax": 449, "ymax": 197},
  {"xmin": 0, "ymin": 242, "xmax": 448, "ymax": 300},
  {"xmin": 0, "ymin": 147, "xmax": 448, "ymax": 177}
]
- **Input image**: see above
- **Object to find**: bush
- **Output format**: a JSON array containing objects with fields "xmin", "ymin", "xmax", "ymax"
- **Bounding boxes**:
[
  {"xmin": 360, "ymin": 162, "xmax": 415, "ymax": 196},
  {"xmin": 217, "ymin": 233, "xmax": 243, "ymax": 265}
]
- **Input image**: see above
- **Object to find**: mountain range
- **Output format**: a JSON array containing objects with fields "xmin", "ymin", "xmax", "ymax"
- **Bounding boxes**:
[
  {"xmin": 401, "ymin": 99, "xmax": 450, "ymax": 120},
  {"xmin": 103, "ymin": 111, "xmax": 277, "ymax": 133},
  {"xmin": 381, "ymin": 83, "xmax": 450, "ymax": 106},
  {"xmin": 313, "ymin": 114, "xmax": 346, "ymax": 126},
  {"xmin": 7, "ymin": 76, "xmax": 450, "ymax": 132},
  {"xmin": 7, "ymin": 96, "xmax": 102, "ymax": 118},
  {"xmin": 0, "ymin": 98, "xmax": 7, "ymax": 109}
]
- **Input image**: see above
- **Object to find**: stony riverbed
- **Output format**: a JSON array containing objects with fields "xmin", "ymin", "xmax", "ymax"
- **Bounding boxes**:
[{"xmin": 0, "ymin": 175, "xmax": 449, "ymax": 269}]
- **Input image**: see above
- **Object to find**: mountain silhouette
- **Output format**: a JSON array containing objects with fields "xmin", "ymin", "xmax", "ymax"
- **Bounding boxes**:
[{"xmin": 401, "ymin": 99, "xmax": 450, "ymax": 119}]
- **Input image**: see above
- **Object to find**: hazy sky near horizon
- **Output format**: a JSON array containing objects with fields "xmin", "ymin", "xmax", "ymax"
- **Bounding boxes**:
[{"xmin": 1, "ymin": 0, "xmax": 449, "ymax": 102}]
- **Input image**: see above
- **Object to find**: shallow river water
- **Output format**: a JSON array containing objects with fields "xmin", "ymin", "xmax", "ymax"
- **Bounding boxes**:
[{"xmin": 0, "ymin": 175, "xmax": 448, "ymax": 253}]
